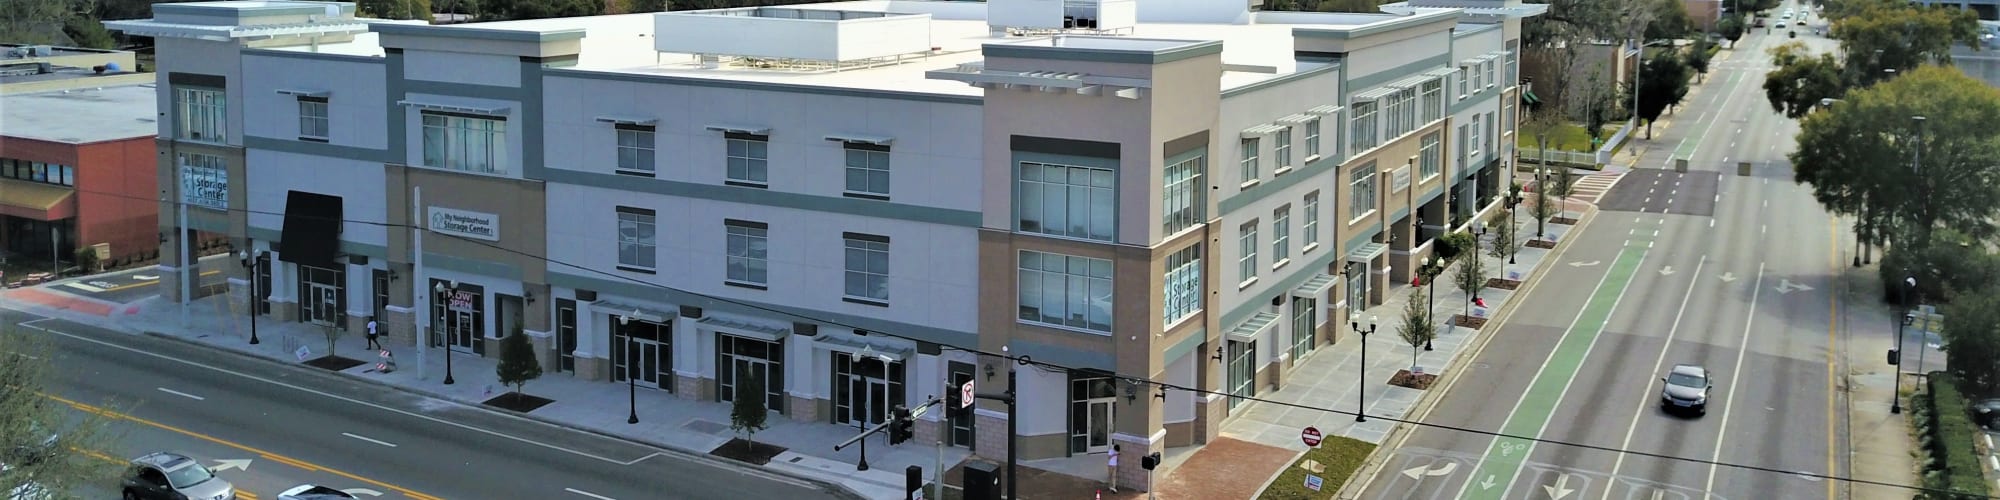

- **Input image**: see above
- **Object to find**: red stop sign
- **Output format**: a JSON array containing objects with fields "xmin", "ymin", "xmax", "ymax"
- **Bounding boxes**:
[{"xmin": 1301, "ymin": 426, "xmax": 1323, "ymax": 447}]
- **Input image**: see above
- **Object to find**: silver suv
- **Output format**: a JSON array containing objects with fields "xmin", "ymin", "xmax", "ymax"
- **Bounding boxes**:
[
  {"xmin": 121, "ymin": 452, "xmax": 235, "ymax": 500},
  {"xmin": 1659, "ymin": 364, "xmax": 1712, "ymax": 416}
]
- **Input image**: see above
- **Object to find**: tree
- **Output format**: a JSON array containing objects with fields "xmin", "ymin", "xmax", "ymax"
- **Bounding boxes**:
[
  {"xmin": 1487, "ymin": 202, "xmax": 1516, "ymax": 264},
  {"xmin": 1545, "ymin": 166, "xmax": 1577, "ymax": 221},
  {"xmin": 1762, "ymin": 42, "xmax": 1846, "ymax": 119},
  {"xmin": 1578, "ymin": 70, "xmax": 1616, "ymax": 146},
  {"xmin": 1521, "ymin": 99, "xmax": 1567, "ymax": 240},
  {"xmin": 1717, "ymin": 14, "xmax": 1745, "ymax": 47},
  {"xmin": 1629, "ymin": 50, "xmax": 1692, "ymax": 139},
  {"xmin": 1941, "ymin": 284, "xmax": 2000, "ymax": 396},
  {"xmin": 729, "ymin": 368, "xmax": 769, "ymax": 449},
  {"xmin": 1828, "ymin": 0, "xmax": 1982, "ymax": 86},
  {"xmin": 1684, "ymin": 39, "xmax": 1715, "ymax": 83},
  {"xmin": 0, "ymin": 330, "xmax": 123, "ymax": 495},
  {"xmin": 494, "ymin": 325, "xmax": 543, "ymax": 397},
  {"xmin": 357, "ymin": 0, "xmax": 434, "ymax": 20},
  {"xmin": 478, "ymin": 0, "xmax": 602, "ymax": 21},
  {"xmin": 1453, "ymin": 242, "xmax": 1487, "ymax": 304},
  {"xmin": 1529, "ymin": 176, "xmax": 1560, "ymax": 240},
  {"xmin": 1791, "ymin": 65, "xmax": 2000, "ymax": 253},
  {"xmin": 1395, "ymin": 289, "xmax": 1433, "ymax": 368},
  {"xmin": 1640, "ymin": 0, "xmax": 1697, "ymax": 41}
]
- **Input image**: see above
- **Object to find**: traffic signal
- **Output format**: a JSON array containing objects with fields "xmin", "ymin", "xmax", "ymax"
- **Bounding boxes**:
[{"xmin": 888, "ymin": 405, "xmax": 914, "ymax": 445}]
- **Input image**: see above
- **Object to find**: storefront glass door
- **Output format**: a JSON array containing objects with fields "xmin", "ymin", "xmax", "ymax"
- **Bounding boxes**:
[
  {"xmin": 717, "ymin": 334, "xmax": 784, "ymax": 412},
  {"xmin": 612, "ymin": 319, "xmax": 672, "ymax": 390},
  {"xmin": 297, "ymin": 265, "xmax": 344, "ymax": 327},
  {"xmin": 1068, "ymin": 376, "xmax": 1116, "ymax": 455},
  {"xmin": 1227, "ymin": 340, "xmax": 1256, "ymax": 410},
  {"xmin": 1291, "ymin": 297, "xmax": 1317, "ymax": 361},
  {"xmin": 832, "ymin": 354, "xmax": 903, "ymax": 427}
]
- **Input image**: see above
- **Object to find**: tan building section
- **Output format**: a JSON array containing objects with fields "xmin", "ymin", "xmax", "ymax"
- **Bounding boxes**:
[{"xmin": 380, "ymin": 165, "xmax": 553, "ymax": 364}]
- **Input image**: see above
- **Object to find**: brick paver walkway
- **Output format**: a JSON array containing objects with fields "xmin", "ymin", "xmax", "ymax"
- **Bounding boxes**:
[{"xmin": 1152, "ymin": 438, "xmax": 1296, "ymax": 500}]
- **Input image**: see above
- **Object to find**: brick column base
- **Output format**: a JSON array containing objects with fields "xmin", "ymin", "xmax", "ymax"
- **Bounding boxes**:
[
  {"xmin": 789, "ymin": 395, "xmax": 819, "ymax": 423},
  {"xmin": 915, "ymin": 417, "xmax": 944, "ymax": 446},
  {"xmin": 574, "ymin": 356, "xmax": 605, "ymax": 382},
  {"xmin": 973, "ymin": 412, "xmax": 1009, "ymax": 461},
  {"xmin": 1112, "ymin": 434, "xmax": 1158, "ymax": 492},
  {"xmin": 1193, "ymin": 396, "xmax": 1225, "ymax": 445},
  {"xmin": 382, "ymin": 307, "xmax": 416, "ymax": 349},
  {"xmin": 675, "ymin": 376, "xmax": 710, "ymax": 400}
]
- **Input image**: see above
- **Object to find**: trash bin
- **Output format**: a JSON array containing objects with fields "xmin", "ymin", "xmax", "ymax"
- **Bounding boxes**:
[{"xmin": 962, "ymin": 461, "xmax": 1001, "ymax": 500}]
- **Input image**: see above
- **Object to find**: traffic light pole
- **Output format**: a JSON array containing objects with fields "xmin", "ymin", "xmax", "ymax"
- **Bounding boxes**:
[{"xmin": 975, "ymin": 367, "xmax": 1018, "ymax": 500}]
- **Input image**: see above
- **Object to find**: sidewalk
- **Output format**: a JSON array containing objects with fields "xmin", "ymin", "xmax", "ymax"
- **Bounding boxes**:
[
  {"xmin": 2, "ymin": 284, "xmax": 969, "ymax": 500},
  {"xmin": 1840, "ymin": 254, "xmax": 1920, "ymax": 499},
  {"xmin": 1155, "ymin": 197, "xmax": 1601, "ymax": 500}
]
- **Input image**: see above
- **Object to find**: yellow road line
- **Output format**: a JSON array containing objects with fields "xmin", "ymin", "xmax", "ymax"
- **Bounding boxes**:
[
  {"xmin": 1826, "ymin": 217, "xmax": 1840, "ymax": 499},
  {"xmin": 46, "ymin": 394, "xmax": 442, "ymax": 500}
]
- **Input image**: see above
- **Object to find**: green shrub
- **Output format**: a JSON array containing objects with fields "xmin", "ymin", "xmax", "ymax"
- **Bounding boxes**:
[
  {"xmin": 1437, "ymin": 231, "xmax": 1477, "ymax": 260},
  {"xmin": 1920, "ymin": 373, "xmax": 1990, "ymax": 497}
]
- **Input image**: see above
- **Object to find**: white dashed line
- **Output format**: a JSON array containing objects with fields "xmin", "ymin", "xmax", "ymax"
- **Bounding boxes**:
[
  {"xmin": 156, "ymin": 388, "xmax": 204, "ymax": 401},
  {"xmin": 566, "ymin": 488, "xmax": 618, "ymax": 500},
  {"xmin": 1710, "ymin": 219, "xmax": 1717, "ymax": 228},
  {"xmin": 342, "ymin": 432, "xmax": 398, "ymax": 448}
]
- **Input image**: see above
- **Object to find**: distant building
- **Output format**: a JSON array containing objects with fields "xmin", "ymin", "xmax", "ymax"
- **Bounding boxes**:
[{"xmin": 0, "ymin": 45, "xmax": 166, "ymax": 275}]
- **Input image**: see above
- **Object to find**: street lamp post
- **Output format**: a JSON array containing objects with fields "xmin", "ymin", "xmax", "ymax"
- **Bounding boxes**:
[
  {"xmin": 1472, "ymin": 226, "xmax": 1488, "ymax": 303},
  {"xmin": 1892, "ymin": 276, "xmax": 1914, "ymax": 414},
  {"xmin": 434, "ymin": 281, "xmax": 457, "ymax": 385},
  {"xmin": 1350, "ymin": 317, "xmax": 1378, "ymax": 423},
  {"xmin": 1419, "ymin": 257, "xmax": 1443, "ymax": 351},
  {"xmin": 237, "ymin": 250, "xmax": 261, "ymax": 345},
  {"xmin": 1507, "ymin": 193, "xmax": 1519, "ymax": 265},
  {"xmin": 618, "ymin": 312, "xmax": 640, "ymax": 424}
]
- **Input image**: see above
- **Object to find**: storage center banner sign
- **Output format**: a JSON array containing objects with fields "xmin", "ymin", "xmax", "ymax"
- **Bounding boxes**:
[
  {"xmin": 428, "ymin": 206, "xmax": 501, "ymax": 241},
  {"xmin": 179, "ymin": 154, "xmax": 228, "ymax": 211}
]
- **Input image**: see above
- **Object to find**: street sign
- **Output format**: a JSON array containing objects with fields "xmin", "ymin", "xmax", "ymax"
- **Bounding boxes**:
[
  {"xmin": 960, "ymin": 380, "xmax": 975, "ymax": 409},
  {"xmin": 1305, "ymin": 474, "xmax": 1324, "ymax": 491},
  {"xmin": 1301, "ymin": 426, "xmax": 1323, "ymax": 447},
  {"xmin": 911, "ymin": 405, "xmax": 930, "ymax": 419}
]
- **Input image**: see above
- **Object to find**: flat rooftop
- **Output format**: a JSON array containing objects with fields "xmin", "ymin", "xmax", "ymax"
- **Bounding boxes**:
[
  {"xmin": 258, "ymin": 0, "xmax": 1438, "ymax": 96},
  {"xmin": 0, "ymin": 84, "xmax": 158, "ymax": 144}
]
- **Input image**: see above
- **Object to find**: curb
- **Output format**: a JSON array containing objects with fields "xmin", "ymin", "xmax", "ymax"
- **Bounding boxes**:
[
  {"xmin": 1335, "ymin": 203, "xmax": 1603, "ymax": 500},
  {"xmin": 119, "ymin": 328, "xmax": 867, "ymax": 500}
]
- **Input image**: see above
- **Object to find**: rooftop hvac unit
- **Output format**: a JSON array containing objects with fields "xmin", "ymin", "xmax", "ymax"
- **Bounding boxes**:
[{"xmin": 990, "ymin": 0, "xmax": 1134, "ymax": 32}]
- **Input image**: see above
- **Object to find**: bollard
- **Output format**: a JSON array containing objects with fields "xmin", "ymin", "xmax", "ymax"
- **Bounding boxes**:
[
  {"xmin": 1738, "ymin": 161, "xmax": 1752, "ymax": 177},
  {"xmin": 1675, "ymin": 158, "xmax": 1688, "ymax": 173}
]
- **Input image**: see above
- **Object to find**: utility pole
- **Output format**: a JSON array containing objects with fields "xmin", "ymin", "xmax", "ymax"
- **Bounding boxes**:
[
  {"xmin": 179, "ymin": 199, "xmax": 191, "ymax": 328},
  {"xmin": 412, "ymin": 186, "xmax": 428, "ymax": 380},
  {"xmin": 975, "ymin": 357, "xmax": 1025, "ymax": 500}
]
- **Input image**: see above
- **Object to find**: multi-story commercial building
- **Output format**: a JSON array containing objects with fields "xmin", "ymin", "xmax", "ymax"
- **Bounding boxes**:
[{"xmin": 110, "ymin": 0, "xmax": 1538, "ymax": 487}]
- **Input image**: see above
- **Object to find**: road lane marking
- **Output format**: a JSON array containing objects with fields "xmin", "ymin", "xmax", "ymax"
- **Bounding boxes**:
[
  {"xmin": 343, "ymin": 432, "xmax": 398, "ymax": 448},
  {"xmin": 1600, "ymin": 255, "xmax": 1708, "ymax": 500},
  {"xmin": 566, "ymin": 487, "xmax": 617, "ymax": 500},
  {"xmin": 1703, "ymin": 262, "xmax": 1768, "ymax": 498},
  {"xmin": 14, "ymin": 319, "xmax": 825, "ymax": 491},
  {"xmin": 1456, "ymin": 244, "xmax": 1652, "ymax": 500},
  {"xmin": 156, "ymin": 387, "xmax": 205, "ymax": 401}
]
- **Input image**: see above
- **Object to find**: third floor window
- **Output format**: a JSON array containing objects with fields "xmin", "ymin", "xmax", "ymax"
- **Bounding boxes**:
[{"xmin": 175, "ymin": 87, "xmax": 225, "ymax": 143}]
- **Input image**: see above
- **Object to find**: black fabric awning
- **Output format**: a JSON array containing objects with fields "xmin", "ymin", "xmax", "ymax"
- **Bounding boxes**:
[{"xmin": 279, "ymin": 190, "xmax": 343, "ymax": 269}]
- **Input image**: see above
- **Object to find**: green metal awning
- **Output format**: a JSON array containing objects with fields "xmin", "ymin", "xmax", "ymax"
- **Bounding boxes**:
[{"xmin": 1523, "ymin": 90, "xmax": 1542, "ymax": 105}]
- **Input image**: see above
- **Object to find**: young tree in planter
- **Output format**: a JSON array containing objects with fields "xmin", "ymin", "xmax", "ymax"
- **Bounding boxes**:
[
  {"xmin": 321, "ymin": 324, "xmax": 344, "ymax": 359},
  {"xmin": 1396, "ymin": 289, "xmax": 1434, "ymax": 367},
  {"xmin": 1454, "ymin": 249, "xmax": 1488, "ymax": 315},
  {"xmin": 495, "ymin": 325, "xmax": 543, "ymax": 398},
  {"xmin": 1545, "ymin": 166, "xmax": 1577, "ymax": 222},
  {"xmin": 730, "ymin": 369, "xmax": 769, "ymax": 451},
  {"xmin": 1487, "ymin": 205, "xmax": 1516, "ymax": 266}
]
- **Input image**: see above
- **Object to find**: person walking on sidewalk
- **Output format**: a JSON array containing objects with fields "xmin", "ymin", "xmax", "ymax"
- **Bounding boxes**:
[
  {"xmin": 1105, "ymin": 444, "xmax": 1121, "ymax": 493},
  {"xmin": 365, "ymin": 318, "xmax": 381, "ymax": 350}
]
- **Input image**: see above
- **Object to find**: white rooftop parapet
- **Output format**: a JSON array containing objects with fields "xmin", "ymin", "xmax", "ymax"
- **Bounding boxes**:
[
  {"xmin": 652, "ymin": 7, "xmax": 935, "ymax": 63},
  {"xmin": 988, "ymin": 0, "xmax": 1136, "ymax": 34}
]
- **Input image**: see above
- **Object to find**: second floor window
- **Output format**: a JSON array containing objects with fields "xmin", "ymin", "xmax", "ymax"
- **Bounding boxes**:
[
  {"xmin": 1163, "ymin": 244, "xmax": 1202, "ymax": 325},
  {"xmin": 1163, "ymin": 154, "xmax": 1205, "ymax": 236},
  {"xmin": 1272, "ymin": 206, "xmax": 1291, "ymax": 265},
  {"xmin": 1349, "ymin": 163, "xmax": 1378, "ymax": 220},
  {"xmin": 616, "ymin": 207, "xmax": 656, "ymax": 272},
  {"xmin": 1305, "ymin": 118, "xmax": 1321, "ymax": 158},
  {"xmin": 1018, "ymin": 161, "xmax": 1114, "ymax": 241},
  {"xmin": 844, "ymin": 144, "xmax": 891, "ymax": 199},
  {"xmin": 1420, "ymin": 132, "xmax": 1441, "ymax": 179},
  {"xmin": 175, "ymin": 87, "xmax": 225, "ymax": 143},
  {"xmin": 422, "ymin": 112, "xmax": 508, "ymax": 175},
  {"xmin": 1303, "ymin": 192, "xmax": 1321, "ymax": 249},
  {"xmin": 617, "ymin": 125, "xmax": 656, "ymax": 175},
  {"xmin": 0, "ymin": 158, "xmax": 74, "ymax": 187},
  {"xmin": 297, "ymin": 97, "xmax": 328, "ymax": 142},
  {"xmin": 1351, "ymin": 101, "xmax": 1378, "ymax": 152},
  {"xmin": 725, "ymin": 220, "xmax": 769, "ymax": 287},
  {"xmin": 1239, "ymin": 137, "xmax": 1260, "ymax": 183},
  {"xmin": 1238, "ymin": 221, "xmax": 1258, "ymax": 284},
  {"xmin": 1421, "ymin": 79, "xmax": 1443, "ymax": 123},
  {"xmin": 843, "ymin": 233, "xmax": 891, "ymax": 304},
  {"xmin": 725, "ymin": 133, "xmax": 769, "ymax": 187},
  {"xmin": 1019, "ymin": 250, "xmax": 1114, "ymax": 333}
]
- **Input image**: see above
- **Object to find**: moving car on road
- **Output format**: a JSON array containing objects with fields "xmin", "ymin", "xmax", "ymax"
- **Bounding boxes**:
[
  {"xmin": 121, "ymin": 452, "xmax": 235, "ymax": 500},
  {"xmin": 278, "ymin": 485, "xmax": 357, "ymax": 500},
  {"xmin": 1660, "ymin": 364, "xmax": 1713, "ymax": 416}
]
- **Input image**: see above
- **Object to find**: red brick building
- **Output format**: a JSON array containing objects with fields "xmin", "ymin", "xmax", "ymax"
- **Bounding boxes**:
[{"xmin": 0, "ymin": 73, "xmax": 162, "ymax": 271}]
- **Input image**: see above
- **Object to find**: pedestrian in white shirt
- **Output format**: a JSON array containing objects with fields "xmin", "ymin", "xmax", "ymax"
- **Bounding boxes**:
[
  {"xmin": 365, "ymin": 318, "xmax": 381, "ymax": 350},
  {"xmin": 1106, "ymin": 444, "xmax": 1120, "ymax": 493}
]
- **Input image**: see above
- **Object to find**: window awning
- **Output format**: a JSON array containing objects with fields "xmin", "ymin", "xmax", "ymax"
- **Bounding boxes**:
[
  {"xmin": 0, "ymin": 179, "xmax": 75, "ymax": 221},
  {"xmin": 1346, "ymin": 242, "xmax": 1387, "ymax": 264},
  {"xmin": 399, "ymin": 99, "xmax": 509, "ymax": 116},
  {"xmin": 705, "ymin": 124, "xmax": 771, "ymax": 136},
  {"xmin": 588, "ymin": 300, "xmax": 676, "ymax": 324},
  {"xmin": 1522, "ymin": 90, "xmax": 1542, "ymax": 105},
  {"xmin": 1275, "ymin": 113, "xmax": 1316, "ymax": 125},
  {"xmin": 1240, "ymin": 123, "xmax": 1286, "ymax": 138},
  {"xmin": 1423, "ymin": 67, "xmax": 1458, "ymax": 79},
  {"xmin": 278, "ymin": 190, "xmax": 343, "ymax": 269},
  {"xmin": 1352, "ymin": 86, "xmax": 1397, "ymax": 102},
  {"xmin": 276, "ymin": 88, "xmax": 330, "ymax": 98},
  {"xmin": 1228, "ymin": 311, "xmax": 1280, "ymax": 340},
  {"xmin": 1487, "ymin": 50, "xmax": 1512, "ymax": 59},
  {"xmin": 815, "ymin": 334, "xmax": 914, "ymax": 362},
  {"xmin": 1292, "ymin": 273, "xmax": 1337, "ymax": 298},
  {"xmin": 1385, "ymin": 75, "xmax": 1430, "ymax": 90},
  {"xmin": 1307, "ymin": 104, "xmax": 1343, "ymax": 116},
  {"xmin": 595, "ymin": 115, "xmax": 658, "ymax": 126},
  {"xmin": 698, "ymin": 316, "xmax": 790, "ymax": 342},
  {"xmin": 823, "ymin": 133, "xmax": 895, "ymax": 146},
  {"xmin": 1461, "ymin": 54, "xmax": 1497, "ymax": 66}
]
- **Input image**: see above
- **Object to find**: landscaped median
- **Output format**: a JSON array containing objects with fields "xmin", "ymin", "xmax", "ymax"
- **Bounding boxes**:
[
  {"xmin": 1258, "ymin": 436, "xmax": 1376, "ymax": 500},
  {"xmin": 1915, "ymin": 372, "xmax": 1991, "ymax": 498}
]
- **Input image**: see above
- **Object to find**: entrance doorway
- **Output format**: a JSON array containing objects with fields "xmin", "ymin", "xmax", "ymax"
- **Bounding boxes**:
[
  {"xmin": 1291, "ymin": 296, "xmax": 1317, "ymax": 362},
  {"xmin": 1069, "ymin": 376, "xmax": 1116, "ymax": 455},
  {"xmin": 1227, "ymin": 340, "xmax": 1256, "ymax": 410},
  {"xmin": 430, "ymin": 280, "xmax": 484, "ymax": 355},
  {"xmin": 297, "ymin": 265, "xmax": 344, "ymax": 327},
  {"xmin": 947, "ymin": 361, "xmax": 976, "ymax": 448},
  {"xmin": 717, "ymin": 334, "xmax": 784, "ymax": 412},
  {"xmin": 612, "ymin": 318, "xmax": 672, "ymax": 390},
  {"xmin": 554, "ymin": 299, "xmax": 577, "ymax": 373},
  {"xmin": 1345, "ymin": 262, "xmax": 1370, "ymax": 315},
  {"xmin": 832, "ymin": 354, "xmax": 903, "ymax": 427}
]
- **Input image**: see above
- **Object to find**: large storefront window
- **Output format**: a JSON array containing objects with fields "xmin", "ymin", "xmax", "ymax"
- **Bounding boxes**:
[
  {"xmin": 430, "ymin": 280, "xmax": 485, "ymax": 355},
  {"xmin": 833, "ymin": 353, "xmax": 904, "ymax": 427},
  {"xmin": 1227, "ymin": 340, "xmax": 1256, "ymax": 410},
  {"xmin": 611, "ymin": 317, "xmax": 673, "ymax": 390},
  {"xmin": 1069, "ymin": 376, "xmax": 1117, "ymax": 455},
  {"xmin": 555, "ymin": 299, "xmax": 577, "ymax": 373},
  {"xmin": 298, "ymin": 265, "xmax": 345, "ymax": 327},
  {"xmin": 1346, "ymin": 263, "xmax": 1370, "ymax": 315},
  {"xmin": 717, "ymin": 334, "xmax": 784, "ymax": 413},
  {"xmin": 1291, "ymin": 296, "xmax": 1317, "ymax": 361}
]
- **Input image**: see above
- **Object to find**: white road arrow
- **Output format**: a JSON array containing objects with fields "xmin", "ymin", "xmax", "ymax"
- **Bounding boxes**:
[
  {"xmin": 1568, "ymin": 260, "xmax": 1601, "ymax": 268},
  {"xmin": 1775, "ymin": 279, "xmax": 1814, "ymax": 294},
  {"xmin": 341, "ymin": 489, "xmax": 384, "ymax": 497},
  {"xmin": 1479, "ymin": 475, "xmax": 1499, "ymax": 490},
  {"xmin": 1542, "ymin": 473, "xmax": 1575, "ymax": 500},
  {"xmin": 1719, "ymin": 272, "xmax": 1737, "ymax": 282},
  {"xmin": 1401, "ymin": 461, "xmax": 1459, "ymax": 480},
  {"xmin": 1659, "ymin": 266, "xmax": 1676, "ymax": 276},
  {"xmin": 210, "ymin": 459, "xmax": 252, "ymax": 472}
]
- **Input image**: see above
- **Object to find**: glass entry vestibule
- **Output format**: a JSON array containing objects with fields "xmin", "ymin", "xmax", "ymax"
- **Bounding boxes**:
[
  {"xmin": 430, "ymin": 280, "xmax": 485, "ymax": 355},
  {"xmin": 832, "ymin": 353, "xmax": 904, "ymax": 427},
  {"xmin": 613, "ymin": 318, "xmax": 673, "ymax": 390},
  {"xmin": 716, "ymin": 334, "xmax": 784, "ymax": 412},
  {"xmin": 298, "ymin": 265, "xmax": 344, "ymax": 327},
  {"xmin": 1069, "ymin": 375, "xmax": 1117, "ymax": 455}
]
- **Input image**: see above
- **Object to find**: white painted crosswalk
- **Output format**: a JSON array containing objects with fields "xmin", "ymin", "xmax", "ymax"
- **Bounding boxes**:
[{"xmin": 1565, "ymin": 171, "xmax": 1626, "ymax": 205}]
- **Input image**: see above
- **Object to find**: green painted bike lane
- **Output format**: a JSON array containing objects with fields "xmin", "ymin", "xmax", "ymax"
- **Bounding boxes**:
[{"xmin": 1456, "ymin": 241, "xmax": 1650, "ymax": 500}]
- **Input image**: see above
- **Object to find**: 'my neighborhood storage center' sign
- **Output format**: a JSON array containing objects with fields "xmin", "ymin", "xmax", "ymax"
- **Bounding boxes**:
[{"xmin": 428, "ymin": 206, "xmax": 500, "ymax": 241}]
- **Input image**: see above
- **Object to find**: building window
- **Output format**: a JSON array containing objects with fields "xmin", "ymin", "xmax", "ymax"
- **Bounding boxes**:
[
  {"xmin": 1017, "ymin": 250, "xmax": 1113, "ymax": 333},
  {"xmin": 1, "ymin": 159, "xmax": 75, "ymax": 187},
  {"xmin": 1458, "ymin": 67, "xmax": 1470, "ymax": 96},
  {"xmin": 174, "ymin": 86, "xmax": 226, "ymax": 143},
  {"xmin": 843, "ymin": 143, "xmax": 891, "ymax": 199},
  {"xmin": 1163, "ymin": 244, "xmax": 1202, "ymax": 326},
  {"xmin": 1458, "ymin": 123, "xmax": 1471, "ymax": 165},
  {"xmin": 1305, "ymin": 118, "xmax": 1321, "ymax": 158},
  {"xmin": 1238, "ymin": 221, "xmax": 1258, "ymax": 285},
  {"xmin": 178, "ymin": 153, "xmax": 228, "ymax": 211},
  {"xmin": 421, "ymin": 112, "xmax": 508, "ymax": 175},
  {"xmin": 1017, "ymin": 161, "xmax": 1115, "ymax": 241},
  {"xmin": 616, "ymin": 206, "xmax": 656, "ymax": 272},
  {"xmin": 725, "ymin": 219, "xmax": 769, "ymax": 288},
  {"xmin": 1503, "ymin": 100, "xmax": 1517, "ymax": 138},
  {"xmin": 1239, "ymin": 137, "xmax": 1260, "ymax": 183},
  {"xmin": 1350, "ymin": 163, "xmax": 1378, "ymax": 220},
  {"xmin": 1350, "ymin": 101, "xmax": 1378, "ymax": 152},
  {"xmin": 1400, "ymin": 88, "xmax": 1418, "ymax": 135},
  {"xmin": 297, "ymin": 97, "xmax": 328, "ymax": 142},
  {"xmin": 1485, "ymin": 60, "xmax": 1496, "ymax": 89},
  {"xmin": 1506, "ymin": 49, "xmax": 1519, "ymax": 85},
  {"xmin": 617, "ymin": 125, "xmax": 656, "ymax": 175},
  {"xmin": 1303, "ymin": 192, "xmax": 1321, "ymax": 250},
  {"xmin": 1420, "ymin": 132, "xmax": 1441, "ymax": 180},
  {"xmin": 725, "ymin": 132, "xmax": 769, "ymax": 187},
  {"xmin": 1272, "ymin": 206, "xmax": 1291, "ymax": 266},
  {"xmin": 843, "ymin": 233, "xmax": 890, "ymax": 305},
  {"xmin": 1162, "ymin": 153, "xmax": 1205, "ymax": 236},
  {"xmin": 1274, "ymin": 128, "xmax": 1293, "ymax": 169},
  {"xmin": 1471, "ymin": 64, "xmax": 1484, "ymax": 90},
  {"xmin": 1470, "ymin": 113, "xmax": 1484, "ymax": 160},
  {"xmin": 1421, "ymin": 79, "xmax": 1443, "ymax": 123}
]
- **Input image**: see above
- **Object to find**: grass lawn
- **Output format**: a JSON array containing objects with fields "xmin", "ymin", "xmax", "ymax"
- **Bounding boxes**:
[
  {"xmin": 1516, "ymin": 123, "xmax": 1622, "ymax": 153},
  {"xmin": 1259, "ymin": 436, "xmax": 1376, "ymax": 500}
]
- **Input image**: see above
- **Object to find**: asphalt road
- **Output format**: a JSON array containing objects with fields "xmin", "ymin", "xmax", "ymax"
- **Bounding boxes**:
[
  {"xmin": 41, "ymin": 253, "xmax": 232, "ymax": 304},
  {"xmin": 1358, "ymin": 6, "xmax": 1860, "ymax": 500},
  {"xmin": 9, "ymin": 307, "xmax": 846, "ymax": 500}
]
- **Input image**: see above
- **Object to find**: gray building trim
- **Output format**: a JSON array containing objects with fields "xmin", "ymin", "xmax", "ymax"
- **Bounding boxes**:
[
  {"xmin": 244, "ymin": 135, "xmax": 391, "ymax": 163},
  {"xmin": 1291, "ymin": 10, "xmax": 1459, "ymax": 40},
  {"xmin": 404, "ymin": 79, "xmax": 525, "ymax": 101},
  {"xmin": 1347, "ymin": 54, "xmax": 1451, "ymax": 94},
  {"xmin": 1219, "ymin": 152, "xmax": 1341, "ymax": 215},
  {"xmin": 1015, "ymin": 338, "xmax": 1115, "ymax": 372},
  {"xmin": 428, "ymin": 252, "xmax": 523, "ymax": 281},
  {"xmin": 1452, "ymin": 23, "xmax": 1502, "ymax": 39},
  {"xmin": 1222, "ymin": 62, "xmax": 1340, "ymax": 98},
  {"xmin": 982, "ymin": 39, "xmax": 1223, "ymax": 65},
  {"xmin": 247, "ymin": 227, "xmax": 391, "ymax": 260},
  {"xmin": 386, "ymin": 52, "xmax": 408, "ymax": 162},
  {"xmin": 1416, "ymin": 184, "xmax": 1445, "ymax": 208},
  {"xmin": 545, "ymin": 68, "xmax": 983, "ymax": 105},
  {"xmin": 1011, "ymin": 135, "xmax": 1120, "ymax": 159},
  {"xmin": 519, "ymin": 60, "xmax": 547, "ymax": 181},
  {"xmin": 244, "ymin": 48, "xmax": 385, "ymax": 64},
  {"xmin": 1218, "ymin": 240, "xmax": 1345, "ymax": 334},
  {"xmin": 1388, "ymin": 206, "xmax": 1409, "ymax": 222},
  {"xmin": 1342, "ymin": 222, "xmax": 1383, "ymax": 254},
  {"xmin": 1162, "ymin": 327, "xmax": 1206, "ymax": 369},
  {"xmin": 371, "ymin": 23, "xmax": 587, "ymax": 43},
  {"xmin": 1163, "ymin": 130, "xmax": 1210, "ymax": 159},
  {"xmin": 168, "ymin": 72, "xmax": 226, "ymax": 88},
  {"xmin": 157, "ymin": 2, "xmax": 357, "ymax": 20},
  {"xmin": 187, "ymin": 210, "xmax": 230, "ymax": 234},
  {"xmin": 1450, "ymin": 88, "xmax": 1500, "ymax": 115},
  {"xmin": 542, "ymin": 168, "xmax": 983, "ymax": 227},
  {"xmin": 549, "ymin": 270, "xmax": 978, "ymax": 348}
]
